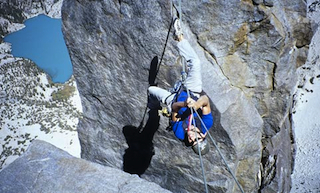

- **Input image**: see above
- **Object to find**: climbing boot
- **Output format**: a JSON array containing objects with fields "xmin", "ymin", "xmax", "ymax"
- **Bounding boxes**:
[{"xmin": 173, "ymin": 18, "xmax": 183, "ymax": 41}]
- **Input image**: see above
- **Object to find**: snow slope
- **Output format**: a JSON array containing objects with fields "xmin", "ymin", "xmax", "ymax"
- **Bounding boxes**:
[
  {"xmin": 0, "ymin": 59, "xmax": 82, "ymax": 170},
  {"xmin": 291, "ymin": 1, "xmax": 320, "ymax": 192},
  {"xmin": 292, "ymin": 77, "xmax": 320, "ymax": 192}
]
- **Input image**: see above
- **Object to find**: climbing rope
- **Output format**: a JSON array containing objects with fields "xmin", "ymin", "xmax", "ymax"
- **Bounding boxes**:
[
  {"xmin": 139, "ymin": 1, "xmax": 175, "ymax": 129},
  {"xmin": 180, "ymin": 55, "xmax": 209, "ymax": 193},
  {"xmin": 172, "ymin": 1, "xmax": 209, "ymax": 191},
  {"xmin": 156, "ymin": 0, "xmax": 176, "ymax": 75},
  {"xmin": 181, "ymin": 57, "xmax": 245, "ymax": 193},
  {"xmin": 143, "ymin": 1, "xmax": 245, "ymax": 191},
  {"xmin": 156, "ymin": 0, "xmax": 182, "ymax": 80},
  {"xmin": 193, "ymin": 109, "xmax": 245, "ymax": 193},
  {"xmin": 156, "ymin": 16, "xmax": 173, "ymax": 75},
  {"xmin": 188, "ymin": 95, "xmax": 209, "ymax": 193},
  {"xmin": 173, "ymin": 0, "xmax": 245, "ymax": 191}
]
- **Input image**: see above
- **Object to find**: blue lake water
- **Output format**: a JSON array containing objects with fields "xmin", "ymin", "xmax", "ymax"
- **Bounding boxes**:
[{"xmin": 4, "ymin": 14, "xmax": 72, "ymax": 83}]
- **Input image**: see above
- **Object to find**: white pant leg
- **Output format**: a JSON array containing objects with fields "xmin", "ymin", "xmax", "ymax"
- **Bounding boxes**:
[
  {"xmin": 148, "ymin": 86, "xmax": 175, "ymax": 105},
  {"xmin": 177, "ymin": 39, "xmax": 202, "ymax": 93}
]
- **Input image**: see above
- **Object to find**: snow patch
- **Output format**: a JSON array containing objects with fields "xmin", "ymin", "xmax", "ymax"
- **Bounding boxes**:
[
  {"xmin": 0, "ymin": 62, "xmax": 82, "ymax": 170},
  {"xmin": 291, "ymin": 77, "xmax": 320, "ymax": 193},
  {"xmin": 291, "ymin": 1, "xmax": 320, "ymax": 191}
]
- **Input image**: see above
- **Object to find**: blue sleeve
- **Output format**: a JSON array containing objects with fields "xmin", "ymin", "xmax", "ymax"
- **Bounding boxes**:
[
  {"xmin": 200, "ymin": 113, "xmax": 214, "ymax": 134},
  {"xmin": 171, "ymin": 121, "xmax": 185, "ymax": 140}
]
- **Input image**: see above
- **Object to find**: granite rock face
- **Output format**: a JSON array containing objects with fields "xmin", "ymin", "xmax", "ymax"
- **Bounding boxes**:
[
  {"xmin": 62, "ymin": 0, "xmax": 312, "ymax": 192},
  {"xmin": 0, "ymin": 140, "xmax": 171, "ymax": 193}
]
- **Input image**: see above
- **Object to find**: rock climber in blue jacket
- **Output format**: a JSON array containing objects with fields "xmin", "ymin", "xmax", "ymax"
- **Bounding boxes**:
[{"xmin": 148, "ymin": 18, "xmax": 213, "ymax": 155}]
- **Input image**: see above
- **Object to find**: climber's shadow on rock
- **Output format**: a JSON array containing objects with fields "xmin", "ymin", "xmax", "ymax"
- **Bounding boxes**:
[
  {"xmin": 122, "ymin": 56, "xmax": 160, "ymax": 176},
  {"xmin": 122, "ymin": 108, "xmax": 160, "ymax": 176}
]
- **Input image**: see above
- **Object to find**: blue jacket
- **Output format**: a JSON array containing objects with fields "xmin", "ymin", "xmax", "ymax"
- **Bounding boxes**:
[{"xmin": 171, "ymin": 91, "xmax": 214, "ymax": 140}]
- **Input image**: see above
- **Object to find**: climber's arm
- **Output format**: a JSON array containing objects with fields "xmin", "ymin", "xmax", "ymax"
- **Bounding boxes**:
[
  {"xmin": 186, "ymin": 95, "xmax": 211, "ymax": 115},
  {"xmin": 171, "ymin": 101, "xmax": 186, "ymax": 122},
  {"xmin": 171, "ymin": 95, "xmax": 211, "ymax": 122}
]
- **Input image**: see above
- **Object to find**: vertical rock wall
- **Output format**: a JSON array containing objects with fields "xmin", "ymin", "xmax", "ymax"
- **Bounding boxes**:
[{"xmin": 62, "ymin": 0, "xmax": 311, "ymax": 192}]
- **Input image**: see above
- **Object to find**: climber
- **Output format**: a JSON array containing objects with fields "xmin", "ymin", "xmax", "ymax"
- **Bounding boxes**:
[{"xmin": 148, "ymin": 18, "xmax": 214, "ymax": 155}]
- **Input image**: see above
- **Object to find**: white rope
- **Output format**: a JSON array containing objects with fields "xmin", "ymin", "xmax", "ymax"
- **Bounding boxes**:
[
  {"xmin": 193, "ymin": 109, "xmax": 245, "ymax": 193},
  {"xmin": 181, "ymin": 56, "xmax": 209, "ymax": 193},
  {"xmin": 175, "ymin": 1, "xmax": 244, "ymax": 192}
]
